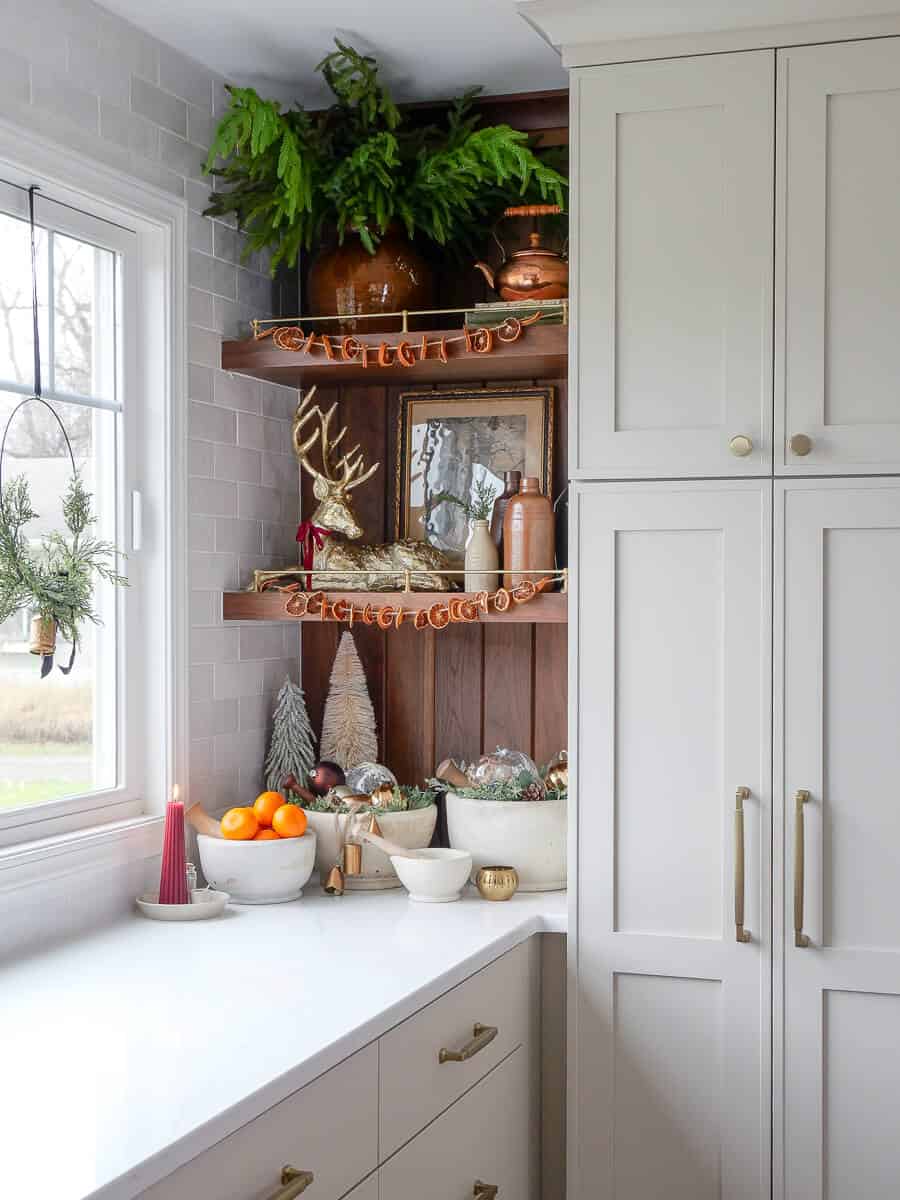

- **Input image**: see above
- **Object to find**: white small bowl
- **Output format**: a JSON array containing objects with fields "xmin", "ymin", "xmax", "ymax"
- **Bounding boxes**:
[
  {"xmin": 198, "ymin": 831, "xmax": 317, "ymax": 904},
  {"xmin": 389, "ymin": 848, "xmax": 473, "ymax": 903},
  {"xmin": 136, "ymin": 889, "xmax": 229, "ymax": 921}
]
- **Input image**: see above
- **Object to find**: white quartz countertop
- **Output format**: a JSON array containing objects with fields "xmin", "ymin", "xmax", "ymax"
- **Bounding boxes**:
[{"xmin": 0, "ymin": 888, "xmax": 566, "ymax": 1200}]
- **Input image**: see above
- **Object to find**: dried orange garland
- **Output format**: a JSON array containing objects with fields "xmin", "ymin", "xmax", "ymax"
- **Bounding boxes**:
[
  {"xmin": 283, "ymin": 577, "xmax": 554, "ymax": 628},
  {"xmin": 256, "ymin": 313, "xmax": 542, "ymax": 369}
]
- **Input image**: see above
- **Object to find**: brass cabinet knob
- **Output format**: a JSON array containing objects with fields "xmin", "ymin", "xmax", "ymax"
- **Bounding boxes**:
[
  {"xmin": 789, "ymin": 433, "xmax": 813, "ymax": 456},
  {"xmin": 729, "ymin": 434, "xmax": 753, "ymax": 457}
]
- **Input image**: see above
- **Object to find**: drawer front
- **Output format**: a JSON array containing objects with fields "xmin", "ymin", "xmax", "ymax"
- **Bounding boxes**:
[
  {"xmin": 143, "ymin": 1044, "xmax": 377, "ymax": 1200},
  {"xmin": 379, "ymin": 1047, "xmax": 537, "ymax": 1200},
  {"xmin": 379, "ymin": 938, "xmax": 538, "ymax": 1159}
]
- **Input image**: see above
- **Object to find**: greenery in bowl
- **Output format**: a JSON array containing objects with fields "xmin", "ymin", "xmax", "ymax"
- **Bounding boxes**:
[
  {"xmin": 204, "ymin": 40, "xmax": 567, "ymax": 272},
  {"xmin": 294, "ymin": 783, "xmax": 438, "ymax": 815}
]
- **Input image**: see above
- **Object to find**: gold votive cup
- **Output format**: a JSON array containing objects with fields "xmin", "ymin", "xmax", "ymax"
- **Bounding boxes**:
[{"xmin": 475, "ymin": 865, "xmax": 519, "ymax": 901}]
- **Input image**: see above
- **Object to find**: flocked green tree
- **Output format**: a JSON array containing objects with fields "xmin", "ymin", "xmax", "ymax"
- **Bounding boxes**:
[{"xmin": 265, "ymin": 677, "xmax": 317, "ymax": 795}]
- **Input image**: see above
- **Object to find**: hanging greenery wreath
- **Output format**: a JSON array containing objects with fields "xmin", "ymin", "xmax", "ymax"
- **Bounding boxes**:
[{"xmin": 0, "ymin": 187, "xmax": 128, "ymax": 676}]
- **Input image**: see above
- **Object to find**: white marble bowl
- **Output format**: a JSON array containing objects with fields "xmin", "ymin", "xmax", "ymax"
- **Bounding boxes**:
[
  {"xmin": 306, "ymin": 805, "xmax": 438, "ymax": 889},
  {"xmin": 445, "ymin": 793, "xmax": 567, "ymax": 892},
  {"xmin": 197, "ymin": 831, "xmax": 317, "ymax": 904},
  {"xmin": 389, "ymin": 848, "xmax": 473, "ymax": 903}
]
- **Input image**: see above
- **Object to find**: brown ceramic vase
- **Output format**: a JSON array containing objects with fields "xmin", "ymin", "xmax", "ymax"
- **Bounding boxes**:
[
  {"xmin": 307, "ymin": 226, "xmax": 434, "ymax": 332},
  {"xmin": 502, "ymin": 476, "xmax": 556, "ymax": 589}
]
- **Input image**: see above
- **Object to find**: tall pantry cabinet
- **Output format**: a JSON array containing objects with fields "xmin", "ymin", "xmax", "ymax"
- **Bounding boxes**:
[{"xmin": 565, "ymin": 32, "xmax": 900, "ymax": 1200}]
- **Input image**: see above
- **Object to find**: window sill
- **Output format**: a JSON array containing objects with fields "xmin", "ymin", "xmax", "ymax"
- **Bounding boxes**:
[{"xmin": 0, "ymin": 814, "xmax": 163, "ymax": 895}]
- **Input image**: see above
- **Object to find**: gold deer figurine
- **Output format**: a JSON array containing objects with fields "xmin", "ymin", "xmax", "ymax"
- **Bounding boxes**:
[{"xmin": 251, "ymin": 388, "xmax": 455, "ymax": 592}]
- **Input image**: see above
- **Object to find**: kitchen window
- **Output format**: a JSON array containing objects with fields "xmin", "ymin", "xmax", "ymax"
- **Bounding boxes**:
[{"xmin": 0, "ymin": 155, "xmax": 186, "ymax": 855}]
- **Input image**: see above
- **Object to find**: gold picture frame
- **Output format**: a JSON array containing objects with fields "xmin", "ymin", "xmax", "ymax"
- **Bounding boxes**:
[{"xmin": 395, "ymin": 386, "xmax": 554, "ymax": 564}]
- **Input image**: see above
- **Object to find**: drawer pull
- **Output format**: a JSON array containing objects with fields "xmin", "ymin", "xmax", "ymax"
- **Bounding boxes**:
[
  {"xmin": 266, "ymin": 1166, "xmax": 314, "ymax": 1199},
  {"xmin": 438, "ymin": 1023, "xmax": 498, "ymax": 1064},
  {"xmin": 473, "ymin": 1183, "xmax": 499, "ymax": 1200}
]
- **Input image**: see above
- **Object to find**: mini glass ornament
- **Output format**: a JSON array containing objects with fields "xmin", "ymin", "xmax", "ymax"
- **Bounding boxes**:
[
  {"xmin": 345, "ymin": 762, "xmax": 398, "ymax": 795},
  {"xmin": 470, "ymin": 747, "xmax": 541, "ymax": 788}
]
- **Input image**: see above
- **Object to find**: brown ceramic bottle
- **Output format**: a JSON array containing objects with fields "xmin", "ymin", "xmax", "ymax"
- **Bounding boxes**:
[
  {"xmin": 503, "ymin": 476, "xmax": 555, "ymax": 589},
  {"xmin": 490, "ymin": 470, "xmax": 522, "ymax": 551}
]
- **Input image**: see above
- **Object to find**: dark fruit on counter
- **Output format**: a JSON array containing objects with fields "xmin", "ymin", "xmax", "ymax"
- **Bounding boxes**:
[{"xmin": 309, "ymin": 760, "xmax": 346, "ymax": 795}]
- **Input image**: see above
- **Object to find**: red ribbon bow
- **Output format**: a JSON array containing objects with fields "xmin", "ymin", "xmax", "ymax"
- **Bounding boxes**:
[{"xmin": 296, "ymin": 521, "xmax": 330, "ymax": 590}]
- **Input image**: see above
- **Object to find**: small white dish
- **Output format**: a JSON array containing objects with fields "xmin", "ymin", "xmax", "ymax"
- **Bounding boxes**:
[
  {"xmin": 389, "ymin": 848, "xmax": 473, "ymax": 903},
  {"xmin": 136, "ymin": 888, "xmax": 230, "ymax": 921}
]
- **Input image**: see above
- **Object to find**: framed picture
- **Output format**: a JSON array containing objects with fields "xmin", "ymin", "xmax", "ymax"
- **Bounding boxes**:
[{"xmin": 395, "ymin": 386, "xmax": 554, "ymax": 564}]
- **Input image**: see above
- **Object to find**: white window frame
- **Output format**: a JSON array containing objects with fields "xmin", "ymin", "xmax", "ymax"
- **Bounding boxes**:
[{"xmin": 0, "ymin": 119, "xmax": 187, "ymax": 876}]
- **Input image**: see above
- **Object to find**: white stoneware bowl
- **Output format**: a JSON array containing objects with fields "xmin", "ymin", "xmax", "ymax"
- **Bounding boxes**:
[
  {"xmin": 136, "ymin": 889, "xmax": 229, "ymax": 921},
  {"xmin": 389, "ymin": 848, "xmax": 473, "ymax": 903},
  {"xmin": 445, "ymin": 793, "xmax": 567, "ymax": 892},
  {"xmin": 306, "ymin": 806, "xmax": 438, "ymax": 889},
  {"xmin": 197, "ymin": 831, "xmax": 317, "ymax": 904}
]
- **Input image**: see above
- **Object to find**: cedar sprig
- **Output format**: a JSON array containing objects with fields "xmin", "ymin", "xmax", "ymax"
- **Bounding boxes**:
[{"xmin": 0, "ymin": 472, "xmax": 127, "ymax": 647}]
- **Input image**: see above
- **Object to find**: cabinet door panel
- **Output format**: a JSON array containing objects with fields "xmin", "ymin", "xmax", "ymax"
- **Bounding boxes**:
[
  {"xmin": 570, "ymin": 52, "xmax": 773, "ymax": 478},
  {"xmin": 776, "ymin": 481, "xmax": 900, "ymax": 1198},
  {"xmin": 571, "ymin": 480, "xmax": 771, "ymax": 1200},
  {"xmin": 777, "ymin": 39, "xmax": 900, "ymax": 473}
]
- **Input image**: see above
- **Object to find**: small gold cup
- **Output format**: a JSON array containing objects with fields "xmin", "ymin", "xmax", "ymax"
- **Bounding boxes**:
[{"xmin": 475, "ymin": 865, "xmax": 519, "ymax": 901}]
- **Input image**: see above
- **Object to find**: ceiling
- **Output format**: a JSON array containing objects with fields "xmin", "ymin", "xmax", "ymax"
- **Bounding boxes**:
[{"xmin": 97, "ymin": 0, "xmax": 568, "ymax": 106}]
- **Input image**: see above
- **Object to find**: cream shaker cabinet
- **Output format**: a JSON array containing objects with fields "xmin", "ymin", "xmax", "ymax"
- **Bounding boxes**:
[
  {"xmin": 571, "ymin": 480, "xmax": 772, "ymax": 1200},
  {"xmin": 569, "ymin": 51, "xmax": 774, "ymax": 480},
  {"xmin": 776, "ymin": 480, "xmax": 900, "ymax": 1199},
  {"xmin": 776, "ymin": 39, "xmax": 900, "ymax": 474}
]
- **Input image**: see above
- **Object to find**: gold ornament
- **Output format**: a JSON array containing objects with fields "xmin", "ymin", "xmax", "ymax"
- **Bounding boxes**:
[
  {"xmin": 545, "ymin": 751, "xmax": 568, "ymax": 793},
  {"xmin": 369, "ymin": 782, "xmax": 395, "ymax": 808},
  {"xmin": 29, "ymin": 615, "xmax": 57, "ymax": 657},
  {"xmin": 342, "ymin": 843, "xmax": 362, "ymax": 875}
]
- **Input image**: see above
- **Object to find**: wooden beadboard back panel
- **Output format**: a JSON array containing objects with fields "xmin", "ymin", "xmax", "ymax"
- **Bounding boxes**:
[{"xmin": 299, "ymin": 379, "xmax": 568, "ymax": 784}]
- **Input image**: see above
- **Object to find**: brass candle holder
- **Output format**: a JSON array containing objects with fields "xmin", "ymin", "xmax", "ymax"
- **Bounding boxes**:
[{"xmin": 475, "ymin": 866, "xmax": 519, "ymax": 901}]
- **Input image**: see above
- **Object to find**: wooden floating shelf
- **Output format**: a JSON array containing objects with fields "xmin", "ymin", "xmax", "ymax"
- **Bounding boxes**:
[
  {"xmin": 223, "ymin": 590, "xmax": 568, "ymax": 624},
  {"xmin": 221, "ymin": 323, "xmax": 568, "ymax": 386}
]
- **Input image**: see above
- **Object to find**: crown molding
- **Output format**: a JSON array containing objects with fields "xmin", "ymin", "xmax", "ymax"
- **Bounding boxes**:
[{"xmin": 519, "ymin": 2, "xmax": 900, "ymax": 66}]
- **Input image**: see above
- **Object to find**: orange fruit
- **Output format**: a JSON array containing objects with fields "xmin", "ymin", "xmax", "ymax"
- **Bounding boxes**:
[
  {"xmin": 253, "ymin": 790, "xmax": 284, "ymax": 828},
  {"xmin": 272, "ymin": 804, "xmax": 307, "ymax": 839},
  {"xmin": 253, "ymin": 828, "xmax": 280, "ymax": 841},
  {"xmin": 221, "ymin": 807, "xmax": 259, "ymax": 840}
]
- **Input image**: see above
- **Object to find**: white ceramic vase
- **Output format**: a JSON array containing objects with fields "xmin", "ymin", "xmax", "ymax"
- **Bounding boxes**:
[
  {"xmin": 465, "ymin": 519, "xmax": 499, "ymax": 592},
  {"xmin": 445, "ymin": 792, "xmax": 567, "ymax": 892},
  {"xmin": 305, "ymin": 805, "xmax": 438, "ymax": 890}
]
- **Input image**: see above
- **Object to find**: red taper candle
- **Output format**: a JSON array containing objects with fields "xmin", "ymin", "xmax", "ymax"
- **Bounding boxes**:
[{"xmin": 158, "ymin": 786, "xmax": 189, "ymax": 904}]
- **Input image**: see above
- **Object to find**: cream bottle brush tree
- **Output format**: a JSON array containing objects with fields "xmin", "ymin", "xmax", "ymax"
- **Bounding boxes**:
[{"xmin": 320, "ymin": 631, "xmax": 378, "ymax": 769}]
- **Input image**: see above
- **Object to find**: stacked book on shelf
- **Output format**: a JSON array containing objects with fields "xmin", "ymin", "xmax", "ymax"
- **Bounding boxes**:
[{"xmin": 464, "ymin": 298, "xmax": 568, "ymax": 328}]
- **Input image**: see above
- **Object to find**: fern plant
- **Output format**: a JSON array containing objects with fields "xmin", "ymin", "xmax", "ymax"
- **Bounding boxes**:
[{"xmin": 205, "ymin": 40, "xmax": 567, "ymax": 272}]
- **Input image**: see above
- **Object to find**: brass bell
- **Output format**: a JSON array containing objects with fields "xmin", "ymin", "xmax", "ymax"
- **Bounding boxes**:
[
  {"xmin": 323, "ymin": 865, "xmax": 345, "ymax": 895},
  {"xmin": 367, "ymin": 813, "xmax": 382, "ymax": 837}
]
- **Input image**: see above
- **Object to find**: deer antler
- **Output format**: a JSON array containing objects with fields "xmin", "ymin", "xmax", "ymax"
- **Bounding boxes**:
[{"xmin": 292, "ymin": 386, "xmax": 380, "ymax": 490}]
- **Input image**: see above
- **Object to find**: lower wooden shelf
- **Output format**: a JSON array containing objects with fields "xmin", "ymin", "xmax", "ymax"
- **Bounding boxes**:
[{"xmin": 222, "ymin": 590, "xmax": 567, "ymax": 624}]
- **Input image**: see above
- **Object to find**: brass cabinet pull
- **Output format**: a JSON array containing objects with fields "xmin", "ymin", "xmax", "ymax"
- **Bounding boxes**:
[
  {"xmin": 473, "ymin": 1183, "xmax": 499, "ymax": 1200},
  {"xmin": 794, "ymin": 790, "xmax": 811, "ymax": 947},
  {"xmin": 266, "ymin": 1167, "xmax": 314, "ymax": 1200},
  {"xmin": 729, "ymin": 434, "xmax": 753, "ymax": 457},
  {"xmin": 439, "ymin": 1023, "xmax": 498, "ymax": 1064},
  {"xmin": 734, "ymin": 787, "xmax": 752, "ymax": 943}
]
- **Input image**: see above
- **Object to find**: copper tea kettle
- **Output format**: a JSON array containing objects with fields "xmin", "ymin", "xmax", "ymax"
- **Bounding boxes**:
[{"xmin": 474, "ymin": 204, "xmax": 568, "ymax": 302}]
